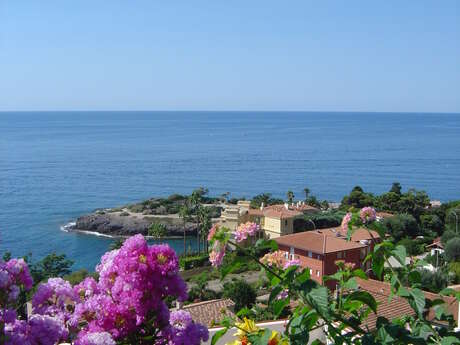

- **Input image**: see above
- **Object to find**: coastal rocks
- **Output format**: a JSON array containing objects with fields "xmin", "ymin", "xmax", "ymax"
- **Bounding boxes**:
[{"xmin": 74, "ymin": 212, "xmax": 197, "ymax": 237}]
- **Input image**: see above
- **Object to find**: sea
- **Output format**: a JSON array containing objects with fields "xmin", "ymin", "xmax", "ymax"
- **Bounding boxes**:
[{"xmin": 1, "ymin": 111, "xmax": 459, "ymax": 271}]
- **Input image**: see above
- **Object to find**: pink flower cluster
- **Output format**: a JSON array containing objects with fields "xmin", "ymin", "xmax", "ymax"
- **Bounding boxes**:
[
  {"xmin": 341, "ymin": 212, "xmax": 352, "ymax": 232},
  {"xmin": 234, "ymin": 222, "xmax": 259, "ymax": 243},
  {"xmin": 360, "ymin": 206, "xmax": 377, "ymax": 223},
  {"xmin": 208, "ymin": 224, "xmax": 227, "ymax": 267},
  {"xmin": 2, "ymin": 235, "xmax": 208, "ymax": 345},
  {"xmin": 0, "ymin": 258, "xmax": 33, "ymax": 302},
  {"xmin": 261, "ymin": 251, "xmax": 285, "ymax": 268},
  {"xmin": 283, "ymin": 258, "xmax": 301, "ymax": 270}
]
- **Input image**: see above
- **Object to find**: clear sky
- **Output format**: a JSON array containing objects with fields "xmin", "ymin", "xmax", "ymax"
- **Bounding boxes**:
[{"xmin": 1, "ymin": 1, "xmax": 459, "ymax": 112}]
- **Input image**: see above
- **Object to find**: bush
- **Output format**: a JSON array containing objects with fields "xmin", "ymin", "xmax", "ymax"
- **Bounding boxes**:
[
  {"xmin": 148, "ymin": 222, "xmax": 167, "ymax": 238},
  {"xmin": 420, "ymin": 214, "xmax": 443, "ymax": 235},
  {"xmin": 382, "ymin": 213, "xmax": 420, "ymax": 241},
  {"xmin": 420, "ymin": 269, "xmax": 450, "ymax": 293},
  {"xmin": 397, "ymin": 238, "xmax": 424, "ymax": 256},
  {"xmin": 179, "ymin": 253, "xmax": 210, "ymax": 270},
  {"xmin": 223, "ymin": 279, "xmax": 257, "ymax": 312},
  {"xmin": 441, "ymin": 230, "xmax": 459, "ymax": 246},
  {"xmin": 445, "ymin": 237, "xmax": 460, "ymax": 262},
  {"xmin": 449, "ymin": 262, "xmax": 460, "ymax": 283},
  {"xmin": 303, "ymin": 210, "xmax": 345, "ymax": 230},
  {"xmin": 119, "ymin": 211, "xmax": 130, "ymax": 216}
]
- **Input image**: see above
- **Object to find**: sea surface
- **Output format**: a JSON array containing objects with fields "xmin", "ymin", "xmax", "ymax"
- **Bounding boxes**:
[{"xmin": 1, "ymin": 111, "xmax": 460, "ymax": 270}]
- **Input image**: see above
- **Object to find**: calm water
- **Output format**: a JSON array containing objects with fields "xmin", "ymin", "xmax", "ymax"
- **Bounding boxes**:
[{"xmin": 1, "ymin": 111, "xmax": 460, "ymax": 270}]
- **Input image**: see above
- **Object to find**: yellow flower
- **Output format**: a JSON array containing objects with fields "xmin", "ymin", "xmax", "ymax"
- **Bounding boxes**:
[
  {"xmin": 268, "ymin": 331, "xmax": 289, "ymax": 345},
  {"xmin": 234, "ymin": 318, "xmax": 259, "ymax": 337}
]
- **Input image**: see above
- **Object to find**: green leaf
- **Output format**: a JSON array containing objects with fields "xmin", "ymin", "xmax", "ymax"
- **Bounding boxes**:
[
  {"xmin": 272, "ymin": 297, "xmax": 290, "ymax": 318},
  {"xmin": 352, "ymin": 268, "xmax": 367, "ymax": 279},
  {"xmin": 408, "ymin": 270, "xmax": 421, "ymax": 285},
  {"xmin": 392, "ymin": 245, "xmax": 407, "ymax": 266},
  {"xmin": 372, "ymin": 254, "xmax": 385, "ymax": 279},
  {"xmin": 342, "ymin": 277, "xmax": 358, "ymax": 290},
  {"xmin": 346, "ymin": 291, "xmax": 378, "ymax": 313},
  {"xmin": 306, "ymin": 286, "xmax": 330, "ymax": 318},
  {"xmin": 441, "ymin": 336, "xmax": 460, "ymax": 345},
  {"xmin": 408, "ymin": 288, "xmax": 426, "ymax": 318},
  {"xmin": 269, "ymin": 285, "xmax": 283, "ymax": 304},
  {"xmin": 211, "ymin": 328, "xmax": 228, "ymax": 345}
]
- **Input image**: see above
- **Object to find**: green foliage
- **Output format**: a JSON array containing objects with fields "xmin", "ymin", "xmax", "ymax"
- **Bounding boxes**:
[
  {"xmin": 390, "ymin": 182, "xmax": 402, "ymax": 195},
  {"xmin": 448, "ymin": 262, "xmax": 460, "ymax": 283},
  {"xmin": 148, "ymin": 222, "xmax": 167, "ymax": 239},
  {"xmin": 303, "ymin": 210, "xmax": 345, "ymax": 230},
  {"xmin": 109, "ymin": 238, "xmax": 125, "ymax": 250},
  {"xmin": 179, "ymin": 253, "xmax": 210, "ymax": 270},
  {"xmin": 63, "ymin": 269, "xmax": 98, "ymax": 285},
  {"xmin": 420, "ymin": 214, "xmax": 443, "ymax": 235},
  {"xmin": 445, "ymin": 237, "xmax": 460, "ymax": 262},
  {"xmin": 29, "ymin": 253, "xmax": 74, "ymax": 284},
  {"xmin": 187, "ymin": 271, "xmax": 221, "ymax": 302},
  {"xmin": 441, "ymin": 230, "xmax": 459, "ymax": 246},
  {"xmin": 420, "ymin": 269, "xmax": 450, "ymax": 293},
  {"xmin": 341, "ymin": 185, "xmax": 375, "ymax": 209},
  {"xmin": 397, "ymin": 237, "xmax": 424, "ymax": 256},
  {"xmin": 223, "ymin": 279, "xmax": 257, "ymax": 312},
  {"xmin": 250, "ymin": 193, "xmax": 284, "ymax": 209},
  {"xmin": 382, "ymin": 213, "xmax": 420, "ymax": 241},
  {"xmin": 286, "ymin": 190, "xmax": 295, "ymax": 203}
]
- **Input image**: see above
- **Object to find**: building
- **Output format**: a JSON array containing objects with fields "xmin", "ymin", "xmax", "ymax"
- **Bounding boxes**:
[
  {"xmin": 275, "ymin": 227, "xmax": 380, "ymax": 289},
  {"xmin": 219, "ymin": 201, "xmax": 320, "ymax": 238}
]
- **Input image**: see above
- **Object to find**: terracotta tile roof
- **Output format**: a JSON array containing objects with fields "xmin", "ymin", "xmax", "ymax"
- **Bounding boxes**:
[
  {"xmin": 182, "ymin": 299, "xmax": 235, "ymax": 327},
  {"xmin": 319, "ymin": 227, "xmax": 381, "ymax": 243},
  {"xmin": 355, "ymin": 279, "xmax": 458, "ymax": 330},
  {"xmin": 275, "ymin": 231, "xmax": 365, "ymax": 254},
  {"xmin": 426, "ymin": 237, "xmax": 444, "ymax": 249},
  {"xmin": 248, "ymin": 203, "xmax": 319, "ymax": 219}
]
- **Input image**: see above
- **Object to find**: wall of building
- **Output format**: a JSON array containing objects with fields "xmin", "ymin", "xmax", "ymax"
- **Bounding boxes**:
[{"xmin": 263, "ymin": 217, "xmax": 282, "ymax": 238}]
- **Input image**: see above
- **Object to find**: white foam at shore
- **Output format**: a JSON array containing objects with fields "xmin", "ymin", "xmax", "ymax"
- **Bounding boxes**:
[{"xmin": 60, "ymin": 221, "xmax": 114, "ymax": 238}]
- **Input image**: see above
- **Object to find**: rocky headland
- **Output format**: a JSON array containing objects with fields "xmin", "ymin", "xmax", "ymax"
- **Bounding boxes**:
[{"xmin": 70, "ymin": 194, "xmax": 223, "ymax": 237}]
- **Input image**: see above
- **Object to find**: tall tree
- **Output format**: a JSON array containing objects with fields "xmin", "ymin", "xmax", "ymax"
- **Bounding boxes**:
[
  {"xmin": 390, "ymin": 182, "xmax": 402, "ymax": 195},
  {"xmin": 179, "ymin": 204, "xmax": 192, "ymax": 255},
  {"xmin": 189, "ymin": 188, "xmax": 208, "ymax": 253},
  {"xmin": 197, "ymin": 205, "xmax": 212, "ymax": 252},
  {"xmin": 286, "ymin": 190, "xmax": 295, "ymax": 204},
  {"xmin": 304, "ymin": 188, "xmax": 310, "ymax": 200}
]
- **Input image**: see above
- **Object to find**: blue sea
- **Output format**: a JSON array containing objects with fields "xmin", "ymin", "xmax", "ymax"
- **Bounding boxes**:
[{"xmin": 1, "ymin": 111, "xmax": 460, "ymax": 270}]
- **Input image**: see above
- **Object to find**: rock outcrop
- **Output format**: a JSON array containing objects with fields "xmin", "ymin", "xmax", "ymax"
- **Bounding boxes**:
[{"xmin": 74, "ymin": 212, "xmax": 197, "ymax": 236}]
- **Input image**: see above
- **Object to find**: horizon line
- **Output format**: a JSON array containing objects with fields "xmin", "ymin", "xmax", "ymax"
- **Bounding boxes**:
[{"xmin": 1, "ymin": 109, "xmax": 460, "ymax": 115}]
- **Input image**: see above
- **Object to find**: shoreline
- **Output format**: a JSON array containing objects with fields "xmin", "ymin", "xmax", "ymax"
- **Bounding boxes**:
[{"xmin": 60, "ymin": 221, "xmax": 185, "ymax": 240}]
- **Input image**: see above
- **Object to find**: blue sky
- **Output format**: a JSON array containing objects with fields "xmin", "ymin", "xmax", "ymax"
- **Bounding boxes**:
[{"xmin": 0, "ymin": 1, "xmax": 459, "ymax": 112}]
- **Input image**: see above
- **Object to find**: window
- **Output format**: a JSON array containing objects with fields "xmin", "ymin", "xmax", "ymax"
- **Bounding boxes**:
[
  {"xmin": 285, "ymin": 220, "xmax": 288, "ymax": 226},
  {"xmin": 309, "ymin": 268, "xmax": 313, "ymax": 274},
  {"xmin": 337, "ymin": 252, "xmax": 342, "ymax": 259},
  {"xmin": 308, "ymin": 251, "xmax": 312, "ymax": 258},
  {"xmin": 316, "ymin": 270, "xmax": 320, "ymax": 277}
]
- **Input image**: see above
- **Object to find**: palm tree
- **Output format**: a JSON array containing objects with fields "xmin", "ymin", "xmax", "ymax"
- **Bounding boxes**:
[
  {"xmin": 179, "ymin": 204, "xmax": 192, "ymax": 255},
  {"xmin": 304, "ymin": 187, "xmax": 310, "ymax": 200},
  {"xmin": 286, "ymin": 190, "xmax": 295, "ymax": 204},
  {"xmin": 197, "ymin": 205, "xmax": 211, "ymax": 252}
]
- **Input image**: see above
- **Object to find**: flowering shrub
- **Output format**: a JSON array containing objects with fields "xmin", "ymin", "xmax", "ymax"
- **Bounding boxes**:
[
  {"xmin": 1, "ymin": 235, "xmax": 208, "ymax": 345},
  {"xmin": 209, "ymin": 207, "xmax": 460, "ymax": 345}
]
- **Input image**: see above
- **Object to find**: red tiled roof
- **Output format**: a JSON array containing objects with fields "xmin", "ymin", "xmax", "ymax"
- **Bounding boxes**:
[
  {"xmin": 182, "ymin": 299, "xmax": 235, "ymax": 327},
  {"xmin": 319, "ymin": 227, "xmax": 381, "ymax": 243},
  {"xmin": 355, "ymin": 278, "xmax": 458, "ymax": 330},
  {"xmin": 275, "ymin": 231, "xmax": 365, "ymax": 254},
  {"xmin": 249, "ymin": 204, "xmax": 318, "ymax": 219}
]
